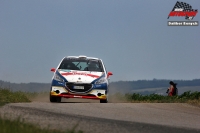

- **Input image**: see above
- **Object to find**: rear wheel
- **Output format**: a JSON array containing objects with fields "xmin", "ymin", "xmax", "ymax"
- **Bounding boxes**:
[{"xmin": 50, "ymin": 95, "xmax": 61, "ymax": 103}]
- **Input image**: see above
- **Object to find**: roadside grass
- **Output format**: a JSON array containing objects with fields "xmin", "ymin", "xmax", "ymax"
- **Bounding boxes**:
[
  {"xmin": 0, "ymin": 116, "xmax": 83, "ymax": 133},
  {"xmin": 0, "ymin": 88, "xmax": 30, "ymax": 106},
  {"xmin": 0, "ymin": 87, "xmax": 49, "ymax": 105},
  {"xmin": 0, "ymin": 88, "xmax": 83, "ymax": 133},
  {"xmin": 124, "ymin": 91, "xmax": 200, "ymax": 105}
]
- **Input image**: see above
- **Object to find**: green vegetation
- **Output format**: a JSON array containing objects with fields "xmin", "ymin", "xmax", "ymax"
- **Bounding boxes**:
[
  {"xmin": 0, "ymin": 88, "xmax": 30, "ymax": 105},
  {"xmin": 0, "ymin": 88, "xmax": 83, "ymax": 133},
  {"xmin": 124, "ymin": 91, "xmax": 200, "ymax": 105},
  {"xmin": 0, "ymin": 116, "xmax": 83, "ymax": 133}
]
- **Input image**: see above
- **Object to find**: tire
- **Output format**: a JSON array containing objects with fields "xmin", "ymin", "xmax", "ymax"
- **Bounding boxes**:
[
  {"xmin": 100, "ymin": 99, "xmax": 108, "ymax": 103},
  {"xmin": 50, "ymin": 95, "xmax": 61, "ymax": 103}
]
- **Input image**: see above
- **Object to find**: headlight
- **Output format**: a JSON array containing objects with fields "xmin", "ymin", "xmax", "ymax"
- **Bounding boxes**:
[
  {"xmin": 53, "ymin": 73, "xmax": 64, "ymax": 82},
  {"xmin": 95, "ymin": 77, "xmax": 107, "ymax": 84}
]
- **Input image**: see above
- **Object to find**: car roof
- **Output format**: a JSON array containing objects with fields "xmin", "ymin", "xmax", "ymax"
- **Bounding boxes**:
[{"xmin": 66, "ymin": 55, "xmax": 100, "ymax": 60}]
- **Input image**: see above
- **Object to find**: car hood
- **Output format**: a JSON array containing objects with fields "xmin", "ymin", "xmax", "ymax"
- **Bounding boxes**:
[{"xmin": 58, "ymin": 69, "xmax": 104, "ymax": 83}]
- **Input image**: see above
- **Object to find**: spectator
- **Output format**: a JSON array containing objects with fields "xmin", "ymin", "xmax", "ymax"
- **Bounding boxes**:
[{"xmin": 166, "ymin": 81, "xmax": 177, "ymax": 96}]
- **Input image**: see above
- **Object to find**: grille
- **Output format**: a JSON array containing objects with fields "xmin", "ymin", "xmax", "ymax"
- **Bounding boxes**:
[{"xmin": 66, "ymin": 83, "xmax": 93, "ymax": 93}]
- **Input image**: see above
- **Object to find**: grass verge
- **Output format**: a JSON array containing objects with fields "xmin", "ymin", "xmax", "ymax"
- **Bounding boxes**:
[
  {"xmin": 0, "ymin": 88, "xmax": 30, "ymax": 106},
  {"xmin": 0, "ymin": 116, "xmax": 83, "ymax": 133},
  {"xmin": 124, "ymin": 91, "xmax": 200, "ymax": 106},
  {"xmin": 0, "ymin": 88, "xmax": 83, "ymax": 133}
]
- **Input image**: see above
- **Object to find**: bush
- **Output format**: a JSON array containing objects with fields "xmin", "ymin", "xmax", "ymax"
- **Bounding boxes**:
[
  {"xmin": 0, "ymin": 88, "xmax": 30, "ymax": 104},
  {"xmin": 125, "ymin": 91, "xmax": 200, "ymax": 103}
]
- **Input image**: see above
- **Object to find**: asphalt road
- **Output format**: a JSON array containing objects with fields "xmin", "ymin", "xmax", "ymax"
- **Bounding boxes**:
[{"xmin": 0, "ymin": 100, "xmax": 200, "ymax": 133}]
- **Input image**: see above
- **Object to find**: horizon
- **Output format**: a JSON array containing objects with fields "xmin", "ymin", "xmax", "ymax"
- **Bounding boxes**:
[{"xmin": 1, "ymin": 78, "xmax": 200, "ymax": 84}]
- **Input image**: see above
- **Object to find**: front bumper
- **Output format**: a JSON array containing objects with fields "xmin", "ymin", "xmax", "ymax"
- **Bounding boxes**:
[{"xmin": 50, "ymin": 86, "xmax": 107, "ymax": 100}]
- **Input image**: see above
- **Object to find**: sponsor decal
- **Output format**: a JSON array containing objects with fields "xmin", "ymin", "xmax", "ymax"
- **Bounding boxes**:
[
  {"xmin": 74, "ymin": 95, "xmax": 82, "ymax": 98},
  {"xmin": 167, "ymin": 1, "xmax": 198, "ymax": 26},
  {"xmin": 61, "ymin": 72, "xmax": 100, "ymax": 78},
  {"xmin": 95, "ymin": 85, "xmax": 102, "ymax": 87},
  {"xmin": 58, "ymin": 82, "xmax": 64, "ymax": 85}
]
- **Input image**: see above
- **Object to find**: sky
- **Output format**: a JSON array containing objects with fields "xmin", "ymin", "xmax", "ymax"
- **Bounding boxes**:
[{"xmin": 0, "ymin": 0, "xmax": 200, "ymax": 83}]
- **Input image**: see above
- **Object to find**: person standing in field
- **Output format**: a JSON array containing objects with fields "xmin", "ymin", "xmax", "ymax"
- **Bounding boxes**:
[{"xmin": 166, "ymin": 81, "xmax": 178, "ymax": 96}]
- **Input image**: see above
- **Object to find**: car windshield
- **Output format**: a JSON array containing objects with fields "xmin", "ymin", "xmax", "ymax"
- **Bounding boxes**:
[{"xmin": 58, "ymin": 58, "xmax": 103, "ymax": 72}]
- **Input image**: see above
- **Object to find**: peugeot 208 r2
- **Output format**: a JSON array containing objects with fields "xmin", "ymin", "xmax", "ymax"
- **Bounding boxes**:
[{"xmin": 50, "ymin": 55, "xmax": 113, "ymax": 103}]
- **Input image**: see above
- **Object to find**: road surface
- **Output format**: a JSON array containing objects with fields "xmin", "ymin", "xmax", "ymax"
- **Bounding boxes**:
[{"xmin": 0, "ymin": 100, "xmax": 200, "ymax": 133}]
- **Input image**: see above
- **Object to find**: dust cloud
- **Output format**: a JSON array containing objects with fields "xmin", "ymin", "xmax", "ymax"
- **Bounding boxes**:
[
  {"xmin": 109, "ymin": 86, "xmax": 129, "ymax": 103},
  {"xmin": 29, "ymin": 92, "xmax": 49, "ymax": 102}
]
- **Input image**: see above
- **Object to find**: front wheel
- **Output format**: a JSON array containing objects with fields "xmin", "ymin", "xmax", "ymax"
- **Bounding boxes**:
[
  {"xmin": 50, "ymin": 95, "xmax": 61, "ymax": 103},
  {"xmin": 100, "ymin": 99, "xmax": 108, "ymax": 103}
]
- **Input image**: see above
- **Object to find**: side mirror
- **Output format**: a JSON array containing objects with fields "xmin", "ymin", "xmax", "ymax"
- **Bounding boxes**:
[
  {"xmin": 50, "ymin": 68, "xmax": 56, "ymax": 72},
  {"xmin": 107, "ymin": 72, "xmax": 113, "ymax": 78}
]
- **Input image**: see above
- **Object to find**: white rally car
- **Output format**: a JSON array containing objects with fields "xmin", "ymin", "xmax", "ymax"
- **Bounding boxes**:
[{"xmin": 50, "ymin": 55, "xmax": 113, "ymax": 103}]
